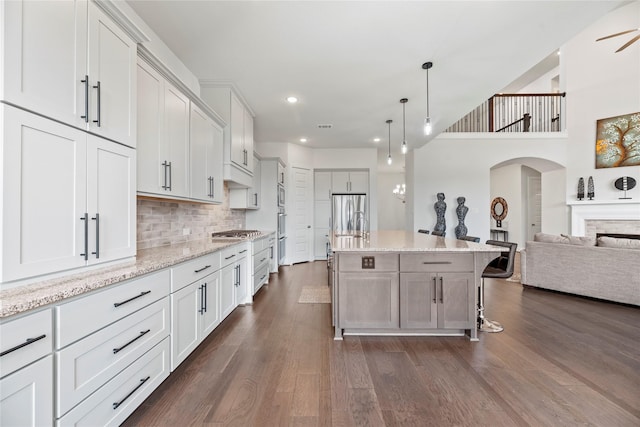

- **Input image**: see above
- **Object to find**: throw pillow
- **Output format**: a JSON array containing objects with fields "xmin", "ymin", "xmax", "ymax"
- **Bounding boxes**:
[
  {"xmin": 560, "ymin": 234, "xmax": 596, "ymax": 246},
  {"xmin": 534, "ymin": 233, "xmax": 568, "ymax": 244},
  {"xmin": 597, "ymin": 236, "xmax": 640, "ymax": 250}
]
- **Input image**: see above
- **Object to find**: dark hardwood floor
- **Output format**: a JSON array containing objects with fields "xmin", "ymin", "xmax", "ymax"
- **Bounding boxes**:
[{"xmin": 123, "ymin": 261, "xmax": 640, "ymax": 426}]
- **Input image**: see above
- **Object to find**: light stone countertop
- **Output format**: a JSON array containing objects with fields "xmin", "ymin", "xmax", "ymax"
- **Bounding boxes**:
[
  {"xmin": 0, "ymin": 232, "xmax": 275, "ymax": 318},
  {"xmin": 330, "ymin": 230, "xmax": 506, "ymax": 252}
]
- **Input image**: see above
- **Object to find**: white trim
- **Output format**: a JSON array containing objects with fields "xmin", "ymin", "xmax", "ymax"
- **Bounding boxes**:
[{"xmin": 569, "ymin": 201, "xmax": 640, "ymax": 235}]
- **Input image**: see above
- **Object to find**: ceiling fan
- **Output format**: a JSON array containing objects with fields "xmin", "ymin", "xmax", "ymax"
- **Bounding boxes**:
[{"xmin": 596, "ymin": 28, "xmax": 640, "ymax": 52}]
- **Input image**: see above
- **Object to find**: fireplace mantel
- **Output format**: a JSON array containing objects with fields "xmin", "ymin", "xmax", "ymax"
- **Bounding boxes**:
[{"xmin": 568, "ymin": 199, "xmax": 640, "ymax": 236}]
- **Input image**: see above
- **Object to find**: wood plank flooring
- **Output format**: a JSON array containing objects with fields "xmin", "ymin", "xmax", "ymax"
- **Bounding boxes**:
[{"xmin": 123, "ymin": 260, "xmax": 640, "ymax": 426}]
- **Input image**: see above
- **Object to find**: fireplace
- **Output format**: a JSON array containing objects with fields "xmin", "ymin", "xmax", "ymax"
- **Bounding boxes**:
[{"xmin": 568, "ymin": 200, "xmax": 640, "ymax": 238}]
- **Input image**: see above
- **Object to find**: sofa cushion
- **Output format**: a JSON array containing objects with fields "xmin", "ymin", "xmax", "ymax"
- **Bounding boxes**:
[
  {"xmin": 597, "ymin": 236, "xmax": 640, "ymax": 250},
  {"xmin": 561, "ymin": 234, "xmax": 596, "ymax": 246},
  {"xmin": 533, "ymin": 233, "xmax": 595, "ymax": 246},
  {"xmin": 534, "ymin": 233, "xmax": 567, "ymax": 243}
]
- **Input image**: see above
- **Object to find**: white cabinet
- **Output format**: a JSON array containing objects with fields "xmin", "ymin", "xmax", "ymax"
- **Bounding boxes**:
[
  {"xmin": 230, "ymin": 153, "xmax": 261, "ymax": 209},
  {"xmin": 331, "ymin": 170, "xmax": 368, "ymax": 194},
  {"xmin": 1, "ymin": 0, "xmax": 137, "ymax": 147},
  {"xmin": 219, "ymin": 243, "xmax": 249, "ymax": 320},
  {"xmin": 200, "ymin": 86, "xmax": 254, "ymax": 187},
  {"xmin": 1, "ymin": 105, "xmax": 135, "ymax": 283},
  {"xmin": 0, "ymin": 355, "xmax": 53, "ymax": 427},
  {"xmin": 314, "ymin": 171, "xmax": 332, "ymax": 201},
  {"xmin": 251, "ymin": 235, "xmax": 272, "ymax": 295},
  {"xmin": 136, "ymin": 59, "xmax": 190, "ymax": 199},
  {"xmin": 190, "ymin": 103, "xmax": 224, "ymax": 203}
]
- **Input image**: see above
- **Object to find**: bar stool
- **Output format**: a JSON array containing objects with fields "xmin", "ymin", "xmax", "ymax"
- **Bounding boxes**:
[
  {"xmin": 431, "ymin": 230, "xmax": 445, "ymax": 237},
  {"xmin": 418, "ymin": 229, "xmax": 430, "ymax": 234},
  {"xmin": 458, "ymin": 236, "xmax": 480, "ymax": 242},
  {"xmin": 479, "ymin": 240, "xmax": 517, "ymax": 333}
]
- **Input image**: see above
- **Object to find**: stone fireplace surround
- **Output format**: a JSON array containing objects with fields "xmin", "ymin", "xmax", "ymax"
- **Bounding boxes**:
[{"xmin": 568, "ymin": 200, "xmax": 640, "ymax": 238}]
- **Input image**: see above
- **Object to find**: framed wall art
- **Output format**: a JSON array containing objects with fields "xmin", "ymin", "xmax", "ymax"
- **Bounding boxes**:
[{"xmin": 595, "ymin": 112, "xmax": 640, "ymax": 168}]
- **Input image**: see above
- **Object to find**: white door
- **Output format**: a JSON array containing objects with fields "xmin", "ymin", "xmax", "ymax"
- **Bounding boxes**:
[
  {"xmin": 199, "ymin": 272, "xmax": 221, "ymax": 338},
  {"xmin": 0, "ymin": 356, "xmax": 53, "ymax": 427},
  {"xmin": 527, "ymin": 176, "xmax": 542, "ymax": 241},
  {"xmin": 292, "ymin": 167, "xmax": 313, "ymax": 264},
  {"xmin": 170, "ymin": 282, "xmax": 200, "ymax": 371},
  {"xmin": 220, "ymin": 263, "xmax": 237, "ymax": 321},
  {"xmin": 190, "ymin": 104, "xmax": 214, "ymax": 202},
  {"xmin": 164, "ymin": 83, "xmax": 191, "ymax": 198}
]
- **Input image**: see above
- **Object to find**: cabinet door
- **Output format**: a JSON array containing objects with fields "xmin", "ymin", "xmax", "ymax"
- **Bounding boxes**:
[
  {"xmin": 170, "ymin": 282, "xmax": 200, "ymax": 371},
  {"xmin": 220, "ymin": 263, "xmax": 237, "ymax": 321},
  {"xmin": 235, "ymin": 254, "xmax": 249, "ymax": 305},
  {"xmin": 348, "ymin": 171, "xmax": 369, "ymax": 194},
  {"xmin": 86, "ymin": 2, "xmax": 137, "ymax": 147},
  {"xmin": 199, "ymin": 271, "xmax": 221, "ymax": 338},
  {"xmin": 243, "ymin": 108, "xmax": 254, "ymax": 171},
  {"xmin": 86, "ymin": 136, "xmax": 135, "ymax": 264},
  {"xmin": 1, "ymin": 106, "xmax": 87, "ymax": 282},
  {"xmin": 438, "ymin": 273, "xmax": 473, "ymax": 329},
  {"xmin": 163, "ymin": 83, "xmax": 190, "ymax": 198},
  {"xmin": 230, "ymin": 93, "xmax": 245, "ymax": 168},
  {"xmin": 338, "ymin": 272, "xmax": 399, "ymax": 329},
  {"xmin": 400, "ymin": 273, "xmax": 438, "ymax": 329},
  {"xmin": 332, "ymin": 172, "xmax": 349, "ymax": 193},
  {"xmin": 1, "ymin": 0, "xmax": 87, "ymax": 129},
  {"xmin": 190, "ymin": 104, "xmax": 221, "ymax": 202},
  {"xmin": 314, "ymin": 229, "xmax": 330, "ymax": 260},
  {"xmin": 314, "ymin": 171, "xmax": 332, "ymax": 200},
  {"xmin": 0, "ymin": 356, "xmax": 53, "ymax": 427},
  {"xmin": 136, "ymin": 60, "xmax": 165, "ymax": 195},
  {"xmin": 248, "ymin": 155, "xmax": 261, "ymax": 208}
]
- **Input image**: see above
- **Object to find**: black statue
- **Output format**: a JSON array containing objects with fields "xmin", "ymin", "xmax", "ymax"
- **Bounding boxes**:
[
  {"xmin": 587, "ymin": 176, "xmax": 595, "ymax": 200},
  {"xmin": 577, "ymin": 177, "xmax": 585, "ymax": 200},
  {"xmin": 455, "ymin": 196, "xmax": 468, "ymax": 239},
  {"xmin": 434, "ymin": 193, "xmax": 446, "ymax": 234}
]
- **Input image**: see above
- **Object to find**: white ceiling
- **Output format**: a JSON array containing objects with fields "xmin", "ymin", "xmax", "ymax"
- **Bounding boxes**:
[{"xmin": 127, "ymin": 0, "xmax": 626, "ymax": 170}]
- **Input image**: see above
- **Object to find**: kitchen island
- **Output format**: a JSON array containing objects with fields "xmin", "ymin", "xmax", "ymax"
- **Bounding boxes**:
[{"xmin": 330, "ymin": 231, "xmax": 504, "ymax": 340}]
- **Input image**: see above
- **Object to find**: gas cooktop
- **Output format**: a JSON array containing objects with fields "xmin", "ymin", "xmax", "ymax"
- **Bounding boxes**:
[{"xmin": 211, "ymin": 230, "xmax": 262, "ymax": 239}]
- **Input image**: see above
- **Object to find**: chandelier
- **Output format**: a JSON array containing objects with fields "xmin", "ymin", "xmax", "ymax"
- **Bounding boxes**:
[{"xmin": 393, "ymin": 183, "xmax": 406, "ymax": 202}]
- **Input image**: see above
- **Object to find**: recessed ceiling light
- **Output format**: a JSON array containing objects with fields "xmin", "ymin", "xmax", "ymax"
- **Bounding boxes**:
[
  {"xmin": 286, "ymin": 96, "xmax": 298, "ymax": 103},
  {"xmin": 373, "ymin": 138, "xmax": 381, "ymax": 142},
  {"xmin": 300, "ymin": 138, "xmax": 307, "ymax": 143}
]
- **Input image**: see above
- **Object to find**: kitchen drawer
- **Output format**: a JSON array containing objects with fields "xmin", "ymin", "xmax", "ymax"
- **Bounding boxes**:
[
  {"xmin": 221, "ymin": 243, "xmax": 249, "ymax": 267},
  {"xmin": 338, "ymin": 253, "xmax": 399, "ymax": 272},
  {"xmin": 253, "ymin": 247, "xmax": 270, "ymax": 272},
  {"xmin": 0, "ymin": 309, "xmax": 52, "ymax": 378},
  {"xmin": 400, "ymin": 253, "xmax": 474, "ymax": 272},
  {"xmin": 57, "ymin": 337, "xmax": 170, "ymax": 427},
  {"xmin": 252, "ymin": 237, "xmax": 267, "ymax": 254},
  {"xmin": 56, "ymin": 270, "xmax": 170, "ymax": 349},
  {"xmin": 253, "ymin": 264, "xmax": 269, "ymax": 294},
  {"xmin": 171, "ymin": 251, "xmax": 221, "ymax": 292},
  {"xmin": 56, "ymin": 297, "xmax": 170, "ymax": 417}
]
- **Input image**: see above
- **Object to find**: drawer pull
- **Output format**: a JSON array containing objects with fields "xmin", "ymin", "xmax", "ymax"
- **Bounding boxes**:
[
  {"xmin": 113, "ymin": 376, "xmax": 150, "ymax": 410},
  {"xmin": 113, "ymin": 291, "xmax": 151, "ymax": 308},
  {"xmin": 422, "ymin": 261, "xmax": 452, "ymax": 265},
  {"xmin": 260, "ymin": 274, "xmax": 267, "ymax": 281},
  {"xmin": 260, "ymin": 257, "xmax": 267, "ymax": 263},
  {"xmin": 194, "ymin": 265, "xmax": 211, "ymax": 273},
  {"xmin": 0, "ymin": 334, "xmax": 46, "ymax": 357},
  {"xmin": 239, "ymin": 249, "xmax": 248, "ymax": 254},
  {"xmin": 225, "ymin": 254, "xmax": 236, "ymax": 260},
  {"xmin": 113, "ymin": 329, "xmax": 150, "ymax": 354}
]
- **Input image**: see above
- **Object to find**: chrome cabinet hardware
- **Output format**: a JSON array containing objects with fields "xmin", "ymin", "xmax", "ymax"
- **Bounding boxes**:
[
  {"xmin": 80, "ymin": 213, "xmax": 89, "ymax": 260},
  {"xmin": 81, "ymin": 76, "xmax": 89, "ymax": 123},
  {"xmin": 93, "ymin": 81, "xmax": 101, "ymax": 127},
  {"xmin": 91, "ymin": 213, "xmax": 99, "ymax": 259}
]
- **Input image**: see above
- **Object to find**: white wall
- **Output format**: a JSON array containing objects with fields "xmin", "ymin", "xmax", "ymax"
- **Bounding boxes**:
[
  {"xmin": 377, "ymin": 173, "xmax": 406, "ymax": 230},
  {"xmin": 562, "ymin": 1, "xmax": 640, "ymax": 201},
  {"xmin": 490, "ymin": 163, "xmax": 523, "ymax": 242},
  {"xmin": 542, "ymin": 168, "xmax": 568, "ymax": 234}
]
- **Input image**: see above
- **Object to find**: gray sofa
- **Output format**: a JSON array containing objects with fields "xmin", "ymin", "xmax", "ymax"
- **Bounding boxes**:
[{"xmin": 521, "ymin": 235, "xmax": 640, "ymax": 306}]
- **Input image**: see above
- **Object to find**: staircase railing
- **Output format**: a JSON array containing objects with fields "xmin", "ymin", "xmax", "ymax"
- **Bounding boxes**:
[{"xmin": 445, "ymin": 92, "xmax": 566, "ymax": 133}]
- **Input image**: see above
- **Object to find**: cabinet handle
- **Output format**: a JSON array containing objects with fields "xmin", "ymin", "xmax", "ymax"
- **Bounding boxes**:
[
  {"xmin": 260, "ymin": 257, "xmax": 267, "ymax": 263},
  {"xmin": 199, "ymin": 285, "xmax": 205, "ymax": 314},
  {"xmin": 236, "ymin": 264, "xmax": 240, "ymax": 286},
  {"xmin": 422, "ymin": 261, "xmax": 452, "ymax": 265},
  {"xmin": 203, "ymin": 282, "xmax": 207, "ymax": 312},
  {"xmin": 80, "ymin": 75, "xmax": 89, "ymax": 123},
  {"xmin": 0, "ymin": 334, "xmax": 46, "ymax": 357},
  {"xmin": 440, "ymin": 277, "xmax": 444, "ymax": 303},
  {"xmin": 225, "ymin": 254, "xmax": 236, "ymax": 260},
  {"xmin": 112, "ymin": 329, "xmax": 150, "ymax": 354},
  {"xmin": 113, "ymin": 290, "xmax": 151, "ymax": 308},
  {"xmin": 91, "ymin": 213, "xmax": 100, "ymax": 259},
  {"xmin": 194, "ymin": 265, "xmax": 211, "ymax": 273},
  {"xmin": 162, "ymin": 161, "xmax": 169, "ymax": 190},
  {"xmin": 260, "ymin": 274, "xmax": 267, "ymax": 281},
  {"xmin": 433, "ymin": 277, "xmax": 437, "ymax": 303},
  {"xmin": 80, "ymin": 213, "xmax": 89, "ymax": 260},
  {"xmin": 270, "ymin": 246, "xmax": 274, "ymax": 259},
  {"xmin": 113, "ymin": 376, "xmax": 150, "ymax": 410},
  {"xmin": 167, "ymin": 162, "xmax": 172, "ymax": 191},
  {"xmin": 92, "ymin": 81, "xmax": 101, "ymax": 127},
  {"xmin": 239, "ymin": 249, "xmax": 248, "ymax": 254},
  {"xmin": 254, "ymin": 193, "xmax": 258, "ymax": 206}
]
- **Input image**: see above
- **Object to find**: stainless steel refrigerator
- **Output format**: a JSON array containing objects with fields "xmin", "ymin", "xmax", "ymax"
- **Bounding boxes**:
[{"xmin": 331, "ymin": 193, "xmax": 367, "ymax": 235}]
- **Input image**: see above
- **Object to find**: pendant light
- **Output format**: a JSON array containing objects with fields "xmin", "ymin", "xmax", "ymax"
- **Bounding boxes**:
[
  {"xmin": 400, "ymin": 98, "xmax": 408, "ymax": 154},
  {"xmin": 422, "ymin": 61, "xmax": 433, "ymax": 136},
  {"xmin": 386, "ymin": 119, "xmax": 393, "ymax": 165}
]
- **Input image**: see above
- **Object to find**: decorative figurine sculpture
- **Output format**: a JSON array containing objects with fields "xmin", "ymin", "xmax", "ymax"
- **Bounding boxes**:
[
  {"xmin": 455, "ymin": 197, "xmax": 468, "ymax": 239},
  {"xmin": 587, "ymin": 176, "xmax": 595, "ymax": 200},
  {"xmin": 615, "ymin": 176, "xmax": 636, "ymax": 199},
  {"xmin": 577, "ymin": 177, "xmax": 585, "ymax": 200},
  {"xmin": 434, "ymin": 193, "xmax": 446, "ymax": 235}
]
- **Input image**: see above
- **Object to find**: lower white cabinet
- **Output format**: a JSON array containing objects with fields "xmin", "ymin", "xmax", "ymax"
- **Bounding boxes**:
[
  {"xmin": 0, "ymin": 355, "xmax": 53, "ymax": 427},
  {"xmin": 56, "ymin": 338, "xmax": 170, "ymax": 427},
  {"xmin": 251, "ymin": 235, "xmax": 272, "ymax": 295},
  {"xmin": 220, "ymin": 243, "xmax": 249, "ymax": 320}
]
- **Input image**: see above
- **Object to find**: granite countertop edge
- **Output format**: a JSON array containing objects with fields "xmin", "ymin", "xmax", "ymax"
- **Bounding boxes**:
[{"xmin": 0, "ymin": 232, "xmax": 275, "ymax": 318}]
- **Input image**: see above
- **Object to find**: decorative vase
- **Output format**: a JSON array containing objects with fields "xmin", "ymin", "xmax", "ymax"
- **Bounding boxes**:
[
  {"xmin": 587, "ymin": 176, "xmax": 595, "ymax": 200},
  {"xmin": 577, "ymin": 177, "xmax": 584, "ymax": 200}
]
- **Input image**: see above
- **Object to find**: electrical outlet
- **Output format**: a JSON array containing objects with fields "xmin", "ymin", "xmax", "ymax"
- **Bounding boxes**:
[{"xmin": 362, "ymin": 256, "xmax": 375, "ymax": 269}]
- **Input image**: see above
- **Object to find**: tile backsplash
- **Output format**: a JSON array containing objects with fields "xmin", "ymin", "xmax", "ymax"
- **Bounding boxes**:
[{"xmin": 137, "ymin": 183, "xmax": 245, "ymax": 250}]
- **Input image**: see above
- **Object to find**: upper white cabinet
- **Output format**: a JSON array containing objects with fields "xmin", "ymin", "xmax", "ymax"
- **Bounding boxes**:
[
  {"xmin": 314, "ymin": 171, "xmax": 332, "ymax": 200},
  {"xmin": 1, "ymin": 0, "xmax": 137, "ymax": 147},
  {"xmin": 190, "ymin": 103, "xmax": 224, "ymax": 203},
  {"xmin": 200, "ymin": 86, "xmax": 254, "ymax": 187},
  {"xmin": 1, "ymin": 105, "xmax": 135, "ymax": 283},
  {"xmin": 331, "ymin": 170, "xmax": 368, "ymax": 194},
  {"xmin": 136, "ymin": 59, "xmax": 190, "ymax": 199},
  {"xmin": 230, "ymin": 153, "xmax": 261, "ymax": 209}
]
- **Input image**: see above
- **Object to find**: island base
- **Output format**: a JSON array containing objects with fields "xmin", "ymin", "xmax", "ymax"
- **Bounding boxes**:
[{"xmin": 334, "ymin": 327, "xmax": 479, "ymax": 341}]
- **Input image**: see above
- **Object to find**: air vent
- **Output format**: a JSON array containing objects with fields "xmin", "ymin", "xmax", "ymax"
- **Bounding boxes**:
[{"xmin": 317, "ymin": 124, "xmax": 333, "ymax": 129}]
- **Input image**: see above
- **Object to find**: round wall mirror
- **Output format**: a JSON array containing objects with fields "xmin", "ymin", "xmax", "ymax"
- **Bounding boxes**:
[{"xmin": 490, "ymin": 197, "xmax": 508, "ymax": 227}]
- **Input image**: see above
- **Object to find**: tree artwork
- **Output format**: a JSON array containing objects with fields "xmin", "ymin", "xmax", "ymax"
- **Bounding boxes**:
[{"xmin": 595, "ymin": 112, "xmax": 640, "ymax": 168}]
